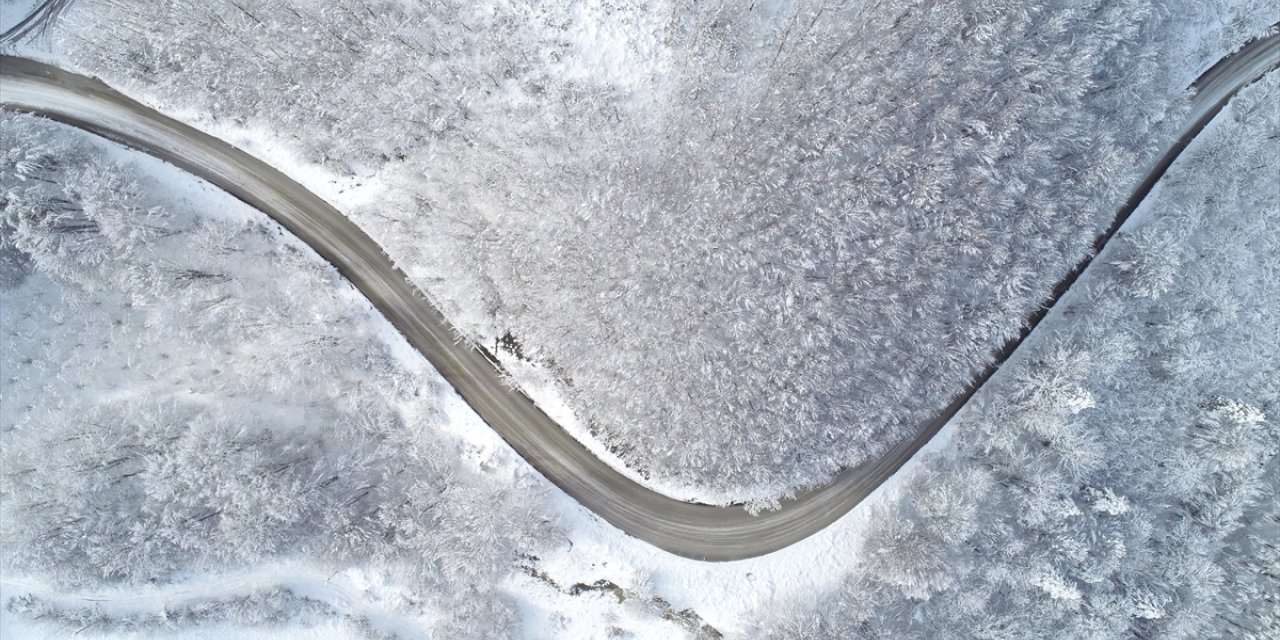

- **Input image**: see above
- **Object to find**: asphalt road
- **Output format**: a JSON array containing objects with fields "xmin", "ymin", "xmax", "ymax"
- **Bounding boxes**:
[{"xmin": 2, "ymin": 33, "xmax": 1275, "ymax": 561}]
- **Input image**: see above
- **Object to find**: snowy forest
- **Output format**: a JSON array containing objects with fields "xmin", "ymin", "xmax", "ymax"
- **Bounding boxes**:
[
  {"xmin": 2, "ymin": 0, "xmax": 1277, "ymax": 638},
  {"xmin": 49, "ymin": 0, "xmax": 1277, "ymax": 502},
  {"xmin": 752, "ymin": 71, "xmax": 1279, "ymax": 640},
  {"xmin": 0, "ymin": 113, "xmax": 566, "ymax": 636}
]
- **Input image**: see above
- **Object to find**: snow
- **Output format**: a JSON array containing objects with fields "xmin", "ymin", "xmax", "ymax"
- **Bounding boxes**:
[
  {"xmin": 486, "ymin": 63, "xmax": 1278, "ymax": 632},
  {"xmin": 6, "ymin": 0, "xmax": 709, "ymax": 504},
  {"xmin": 495, "ymin": 349, "xmax": 738, "ymax": 503},
  {"xmin": 504, "ymin": 573, "xmax": 699, "ymax": 640},
  {"xmin": 0, "ymin": 563, "xmax": 425, "ymax": 640},
  {"xmin": 521, "ymin": 423, "xmax": 974, "ymax": 636},
  {"xmin": 0, "ymin": 0, "xmax": 41, "ymax": 33},
  {"xmin": 0, "ymin": 113, "xmax": 533, "ymax": 637},
  {"xmin": 5, "ymin": 2, "xmax": 1276, "ymax": 638},
  {"xmin": 0, "ymin": 617, "xmax": 364, "ymax": 640},
  {"xmin": 94, "ymin": 52, "xmax": 719, "ymax": 506},
  {"xmin": 1, "ymin": 18, "xmax": 1020, "ymax": 637},
  {"xmin": 554, "ymin": 0, "xmax": 672, "ymax": 97}
]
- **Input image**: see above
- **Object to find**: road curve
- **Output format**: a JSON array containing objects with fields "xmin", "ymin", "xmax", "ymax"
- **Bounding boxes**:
[{"xmin": 2, "ymin": 33, "xmax": 1276, "ymax": 561}]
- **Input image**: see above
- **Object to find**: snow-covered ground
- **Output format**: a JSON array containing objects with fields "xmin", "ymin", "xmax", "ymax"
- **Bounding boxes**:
[
  {"xmin": 2, "ymin": 617, "xmax": 365, "ymax": 640},
  {"xmin": 1, "ymin": 563, "xmax": 431, "ymax": 640},
  {"xmin": 749, "ymin": 67, "xmax": 1280, "ymax": 639},
  {"xmin": 0, "ymin": 113, "xmax": 562, "ymax": 637},
  {"xmin": 19, "ymin": 0, "xmax": 1274, "ymax": 506},
  {"xmin": 3, "ymin": 2, "xmax": 1277, "ymax": 638},
  {"xmin": 0, "ymin": 98, "xmax": 864, "ymax": 639},
  {"xmin": 0, "ymin": 82, "xmax": 954, "ymax": 640},
  {"xmin": 0, "ymin": 0, "xmax": 41, "ymax": 31}
]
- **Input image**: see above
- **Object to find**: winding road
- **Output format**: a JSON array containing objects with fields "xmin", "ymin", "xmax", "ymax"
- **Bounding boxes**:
[{"xmin": 2, "ymin": 31, "xmax": 1276, "ymax": 561}]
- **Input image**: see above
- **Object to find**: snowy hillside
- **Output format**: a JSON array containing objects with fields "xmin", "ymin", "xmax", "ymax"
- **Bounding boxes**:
[
  {"xmin": 2, "ymin": 1, "xmax": 1276, "ymax": 638},
  {"xmin": 37, "ymin": 0, "xmax": 1276, "ymax": 502}
]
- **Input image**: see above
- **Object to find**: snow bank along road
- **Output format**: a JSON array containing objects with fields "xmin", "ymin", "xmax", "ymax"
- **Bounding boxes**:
[{"xmin": 2, "ymin": 33, "xmax": 1276, "ymax": 561}]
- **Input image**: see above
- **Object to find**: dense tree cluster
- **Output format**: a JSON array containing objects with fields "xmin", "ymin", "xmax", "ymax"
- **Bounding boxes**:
[
  {"xmin": 51, "ymin": 0, "xmax": 1275, "ymax": 500},
  {"xmin": 752, "ymin": 73, "xmax": 1279, "ymax": 639},
  {"xmin": 0, "ymin": 114, "xmax": 560, "ymax": 636}
]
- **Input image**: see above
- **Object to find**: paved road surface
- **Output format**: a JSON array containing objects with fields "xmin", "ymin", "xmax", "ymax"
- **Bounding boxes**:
[{"xmin": 1, "ymin": 32, "xmax": 1274, "ymax": 560}]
